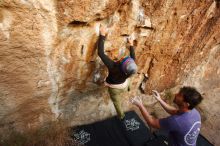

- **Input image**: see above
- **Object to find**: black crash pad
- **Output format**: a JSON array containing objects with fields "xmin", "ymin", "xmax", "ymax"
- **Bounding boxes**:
[
  {"xmin": 71, "ymin": 111, "xmax": 213, "ymax": 146},
  {"xmin": 72, "ymin": 111, "xmax": 151, "ymax": 146}
]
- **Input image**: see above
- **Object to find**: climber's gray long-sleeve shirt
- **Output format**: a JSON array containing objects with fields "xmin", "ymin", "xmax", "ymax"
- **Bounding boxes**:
[{"xmin": 98, "ymin": 35, "xmax": 135, "ymax": 84}]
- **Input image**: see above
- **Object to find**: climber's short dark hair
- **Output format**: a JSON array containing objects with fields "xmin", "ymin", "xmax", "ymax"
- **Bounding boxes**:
[{"xmin": 179, "ymin": 86, "xmax": 203, "ymax": 110}]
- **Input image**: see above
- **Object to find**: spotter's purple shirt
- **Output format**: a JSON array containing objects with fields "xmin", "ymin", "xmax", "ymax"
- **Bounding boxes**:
[{"xmin": 159, "ymin": 109, "xmax": 201, "ymax": 146}]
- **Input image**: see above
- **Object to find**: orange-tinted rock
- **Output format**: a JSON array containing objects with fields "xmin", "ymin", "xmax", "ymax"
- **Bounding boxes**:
[{"xmin": 0, "ymin": 0, "xmax": 219, "ymax": 145}]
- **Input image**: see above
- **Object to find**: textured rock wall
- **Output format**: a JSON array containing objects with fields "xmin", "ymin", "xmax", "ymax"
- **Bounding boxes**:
[
  {"xmin": 0, "ymin": 0, "xmax": 57, "ymax": 131},
  {"xmin": 0, "ymin": 0, "xmax": 219, "ymax": 144}
]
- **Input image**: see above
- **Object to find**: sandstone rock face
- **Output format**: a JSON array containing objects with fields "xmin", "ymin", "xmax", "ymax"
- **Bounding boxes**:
[
  {"xmin": 0, "ymin": 0, "xmax": 57, "ymax": 131},
  {"xmin": 0, "ymin": 0, "xmax": 219, "ymax": 145}
]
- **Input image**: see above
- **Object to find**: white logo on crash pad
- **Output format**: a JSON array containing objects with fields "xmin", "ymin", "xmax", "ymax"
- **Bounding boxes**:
[
  {"xmin": 125, "ymin": 118, "xmax": 140, "ymax": 131},
  {"xmin": 184, "ymin": 121, "xmax": 201, "ymax": 145},
  {"xmin": 74, "ymin": 130, "xmax": 91, "ymax": 144}
]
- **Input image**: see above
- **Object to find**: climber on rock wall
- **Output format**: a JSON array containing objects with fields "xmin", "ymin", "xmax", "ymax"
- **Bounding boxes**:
[
  {"xmin": 131, "ymin": 87, "xmax": 203, "ymax": 146},
  {"xmin": 97, "ymin": 24, "xmax": 137, "ymax": 120}
]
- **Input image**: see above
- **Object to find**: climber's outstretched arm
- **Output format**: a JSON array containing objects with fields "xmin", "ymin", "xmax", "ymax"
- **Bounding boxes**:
[
  {"xmin": 97, "ymin": 25, "xmax": 114, "ymax": 69},
  {"xmin": 128, "ymin": 36, "xmax": 135, "ymax": 60}
]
